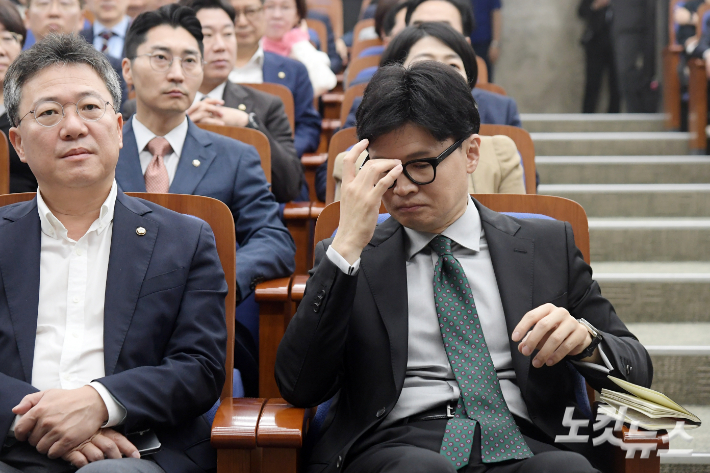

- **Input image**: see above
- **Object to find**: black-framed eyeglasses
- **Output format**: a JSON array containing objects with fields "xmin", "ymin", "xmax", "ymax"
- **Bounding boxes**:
[
  {"xmin": 361, "ymin": 137, "xmax": 466, "ymax": 188},
  {"xmin": 18, "ymin": 97, "xmax": 117, "ymax": 128},
  {"xmin": 135, "ymin": 51, "xmax": 203, "ymax": 76}
]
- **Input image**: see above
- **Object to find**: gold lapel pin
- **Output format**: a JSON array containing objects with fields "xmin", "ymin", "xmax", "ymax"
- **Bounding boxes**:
[
  {"xmin": 192, "ymin": 159, "xmax": 201, "ymax": 167},
  {"xmin": 238, "ymin": 104, "xmax": 247, "ymax": 111},
  {"xmin": 136, "ymin": 227, "xmax": 147, "ymax": 236},
  {"xmin": 278, "ymin": 71, "xmax": 286, "ymax": 79}
]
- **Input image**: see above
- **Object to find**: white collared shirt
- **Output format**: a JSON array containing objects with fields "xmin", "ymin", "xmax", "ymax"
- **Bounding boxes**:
[
  {"xmin": 12, "ymin": 181, "xmax": 127, "ymax": 435},
  {"xmin": 92, "ymin": 16, "xmax": 131, "ymax": 59},
  {"xmin": 229, "ymin": 44, "xmax": 265, "ymax": 84},
  {"xmin": 193, "ymin": 81, "xmax": 227, "ymax": 106},
  {"xmin": 132, "ymin": 116, "xmax": 189, "ymax": 185}
]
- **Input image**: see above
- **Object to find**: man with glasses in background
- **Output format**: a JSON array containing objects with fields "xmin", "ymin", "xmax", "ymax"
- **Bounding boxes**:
[
  {"xmin": 22, "ymin": 0, "xmax": 129, "ymax": 108},
  {"xmin": 116, "ymin": 4, "xmax": 295, "ymax": 327},
  {"xmin": 229, "ymin": 0, "xmax": 321, "ymax": 158},
  {"xmin": 0, "ymin": 33, "xmax": 227, "ymax": 473}
]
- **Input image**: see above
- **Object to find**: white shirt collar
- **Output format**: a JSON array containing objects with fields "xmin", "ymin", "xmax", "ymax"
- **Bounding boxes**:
[
  {"xmin": 132, "ymin": 115, "xmax": 189, "ymax": 159},
  {"xmin": 235, "ymin": 44, "xmax": 264, "ymax": 71},
  {"xmin": 37, "ymin": 180, "xmax": 118, "ymax": 242},
  {"xmin": 93, "ymin": 16, "xmax": 131, "ymax": 38},
  {"xmin": 403, "ymin": 196, "xmax": 482, "ymax": 260},
  {"xmin": 193, "ymin": 81, "xmax": 227, "ymax": 105}
]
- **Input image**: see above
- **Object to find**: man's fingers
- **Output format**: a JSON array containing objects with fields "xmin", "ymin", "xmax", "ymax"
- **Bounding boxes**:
[
  {"xmin": 372, "ymin": 163, "xmax": 403, "ymax": 194},
  {"xmin": 531, "ymin": 317, "xmax": 579, "ymax": 367},
  {"xmin": 64, "ymin": 451, "xmax": 89, "ymax": 468},
  {"xmin": 103, "ymin": 429, "xmax": 140, "ymax": 459},
  {"xmin": 517, "ymin": 306, "xmax": 566, "ymax": 356},
  {"xmin": 359, "ymin": 158, "xmax": 402, "ymax": 188},
  {"xmin": 12, "ymin": 391, "xmax": 44, "ymax": 415},
  {"xmin": 341, "ymin": 139, "xmax": 369, "ymax": 184},
  {"xmin": 91, "ymin": 434, "xmax": 122, "ymax": 460},
  {"xmin": 78, "ymin": 443, "xmax": 105, "ymax": 463},
  {"xmin": 512, "ymin": 303, "xmax": 556, "ymax": 342}
]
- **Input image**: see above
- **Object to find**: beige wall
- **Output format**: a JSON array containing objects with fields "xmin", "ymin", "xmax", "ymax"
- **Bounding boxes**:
[{"xmin": 495, "ymin": 0, "xmax": 587, "ymax": 113}]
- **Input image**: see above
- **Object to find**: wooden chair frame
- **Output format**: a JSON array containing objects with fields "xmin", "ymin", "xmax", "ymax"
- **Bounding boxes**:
[
  {"xmin": 476, "ymin": 56, "xmax": 488, "ymax": 84},
  {"xmin": 352, "ymin": 18, "xmax": 375, "ymax": 43},
  {"xmin": 339, "ymin": 83, "xmax": 367, "ymax": 126},
  {"xmin": 242, "ymin": 83, "xmax": 296, "ymax": 136},
  {"xmin": 197, "ymin": 124, "xmax": 272, "ymax": 182},
  {"xmin": 307, "ymin": 0, "xmax": 343, "ymax": 38},
  {"xmin": 351, "ymin": 37, "xmax": 383, "ymax": 59},
  {"xmin": 687, "ymin": 57, "xmax": 707, "ymax": 153},
  {"xmin": 0, "ymin": 132, "xmax": 10, "ymax": 195},
  {"xmin": 325, "ymin": 127, "xmax": 358, "ymax": 205},
  {"xmin": 478, "ymin": 124, "xmax": 536, "ymax": 194},
  {"xmin": 345, "ymin": 55, "xmax": 381, "ymax": 88},
  {"xmin": 475, "ymin": 82, "xmax": 507, "ymax": 96},
  {"xmin": 218, "ymin": 195, "xmax": 667, "ymax": 473},
  {"xmin": 663, "ymin": 0, "xmax": 691, "ymax": 130},
  {"xmin": 306, "ymin": 18, "xmax": 328, "ymax": 53}
]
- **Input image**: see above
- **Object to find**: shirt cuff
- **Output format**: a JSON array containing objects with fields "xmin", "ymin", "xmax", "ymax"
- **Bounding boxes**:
[
  {"xmin": 326, "ymin": 245, "xmax": 360, "ymax": 275},
  {"xmin": 89, "ymin": 381, "xmax": 127, "ymax": 428},
  {"xmin": 572, "ymin": 343, "xmax": 613, "ymax": 374}
]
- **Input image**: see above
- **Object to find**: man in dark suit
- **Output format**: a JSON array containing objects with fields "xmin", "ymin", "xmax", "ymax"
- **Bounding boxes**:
[
  {"xmin": 23, "ymin": 0, "xmax": 129, "ymax": 109},
  {"xmin": 230, "ymin": 0, "xmax": 321, "ymax": 157},
  {"xmin": 81, "ymin": 0, "xmax": 131, "ymax": 60},
  {"xmin": 276, "ymin": 63, "xmax": 652, "ymax": 473},
  {"xmin": 1, "ymin": 34, "xmax": 226, "ymax": 473},
  {"xmin": 117, "ymin": 4, "xmax": 295, "ymax": 303}
]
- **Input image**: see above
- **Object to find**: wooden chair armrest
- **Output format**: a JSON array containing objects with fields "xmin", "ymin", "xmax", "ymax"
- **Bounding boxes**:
[
  {"xmin": 283, "ymin": 202, "xmax": 312, "ymax": 220},
  {"xmin": 666, "ymin": 44, "xmax": 683, "ymax": 54},
  {"xmin": 302, "ymin": 153, "xmax": 328, "ymax": 168},
  {"xmin": 310, "ymin": 202, "xmax": 325, "ymax": 219},
  {"xmin": 257, "ymin": 398, "xmax": 312, "ymax": 448},
  {"xmin": 211, "ymin": 398, "xmax": 267, "ymax": 449},
  {"xmin": 322, "ymin": 119, "xmax": 342, "ymax": 131},
  {"xmin": 321, "ymin": 92, "xmax": 344, "ymax": 105},
  {"xmin": 291, "ymin": 274, "xmax": 309, "ymax": 302},
  {"xmin": 255, "ymin": 277, "xmax": 292, "ymax": 302}
]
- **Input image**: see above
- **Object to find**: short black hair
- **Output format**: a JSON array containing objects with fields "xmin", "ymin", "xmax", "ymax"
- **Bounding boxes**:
[
  {"xmin": 382, "ymin": 1, "xmax": 410, "ymax": 37},
  {"xmin": 180, "ymin": 0, "xmax": 236, "ymax": 22},
  {"xmin": 124, "ymin": 4, "xmax": 204, "ymax": 60},
  {"xmin": 374, "ymin": 0, "xmax": 400, "ymax": 39},
  {"xmin": 380, "ymin": 22, "xmax": 478, "ymax": 89},
  {"xmin": 404, "ymin": 0, "xmax": 474, "ymax": 37},
  {"xmin": 356, "ymin": 61, "xmax": 480, "ymax": 146},
  {"xmin": 0, "ymin": 0, "xmax": 26, "ymax": 47}
]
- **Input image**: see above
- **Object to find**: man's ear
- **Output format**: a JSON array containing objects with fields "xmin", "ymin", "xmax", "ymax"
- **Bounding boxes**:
[
  {"xmin": 464, "ymin": 133, "xmax": 480, "ymax": 174},
  {"xmin": 116, "ymin": 113, "xmax": 124, "ymax": 148},
  {"xmin": 121, "ymin": 57, "xmax": 133, "ymax": 88},
  {"xmin": 9, "ymin": 126, "xmax": 27, "ymax": 164}
]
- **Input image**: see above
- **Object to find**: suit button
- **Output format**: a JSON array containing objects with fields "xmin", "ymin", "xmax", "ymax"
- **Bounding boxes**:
[
  {"xmin": 318, "ymin": 289, "xmax": 326, "ymax": 297},
  {"xmin": 336, "ymin": 455, "xmax": 342, "ymax": 468},
  {"xmin": 376, "ymin": 408, "xmax": 386, "ymax": 418},
  {"xmin": 626, "ymin": 365, "xmax": 632, "ymax": 375}
]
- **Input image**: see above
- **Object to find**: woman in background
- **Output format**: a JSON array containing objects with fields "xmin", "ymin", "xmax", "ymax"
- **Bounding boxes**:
[
  {"xmin": 262, "ymin": 0, "xmax": 337, "ymax": 96},
  {"xmin": 0, "ymin": 0, "xmax": 33, "ymax": 193}
]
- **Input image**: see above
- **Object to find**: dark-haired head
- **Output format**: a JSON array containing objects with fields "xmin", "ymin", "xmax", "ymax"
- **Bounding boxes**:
[
  {"xmin": 124, "ymin": 3, "xmax": 204, "ymax": 60},
  {"xmin": 380, "ymin": 22, "xmax": 477, "ymax": 89},
  {"xmin": 180, "ymin": 0, "xmax": 236, "ymax": 22},
  {"xmin": 0, "ymin": 0, "xmax": 26, "ymax": 48},
  {"xmin": 382, "ymin": 1, "xmax": 410, "ymax": 39},
  {"xmin": 374, "ymin": 0, "xmax": 400, "ymax": 39},
  {"xmin": 356, "ymin": 61, "xmax": 479, "ymax": 146},
  {"xmin": 405, "ymin": 0, "xmax": 474, "ymax": 37}
]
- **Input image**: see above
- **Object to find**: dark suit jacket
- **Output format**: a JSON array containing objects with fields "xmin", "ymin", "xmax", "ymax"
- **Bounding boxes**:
[
  {"xmin": 262, "ymin": 51, "xmax": 322, "ymax": 156},
  {"xmin": 78, "ymin": 28, "xmax": 129, "ymax": 110},
  {"xmin": 116, "ymin": 117, "xmax": 296, "ymax": 298},
  {"xmin": 0, "ymin": 113, "xmax": 37, "ymax": 193},
  {"xmin": 275, "ymin": 200, "xmax": 653, "ymax": 473},
  {"xmin": 80, "ymin": 23, "xmax": 127, "ymax": 59},
  {"xmin": 120, "ymin": 82, "xmax": 304, "ymax": 203},
  {"xmin": 0, "ymin": 191, "xmax": 227, "ymax": 473}
]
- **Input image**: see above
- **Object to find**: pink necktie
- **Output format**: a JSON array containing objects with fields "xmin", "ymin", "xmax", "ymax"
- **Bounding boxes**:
[
  {"xmin": 98, "ymin": 31, "xmax": 114, "ymax": 53},
  {"xmin": 144, "ymin": 137, "xmax": 172, "ymax": 194}
]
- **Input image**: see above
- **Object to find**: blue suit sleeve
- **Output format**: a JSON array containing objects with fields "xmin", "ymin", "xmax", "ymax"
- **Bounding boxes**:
[
  {"xmin": 230, "ymin": 144, "xmax": 296, "ymax": 295},
  {"xmin": 506, "ymin": 96, "xmax": 522, "ymax": 128},
  {"xmin": 291, "ymin": 62, "xmax": 322, "ymax": 156}
]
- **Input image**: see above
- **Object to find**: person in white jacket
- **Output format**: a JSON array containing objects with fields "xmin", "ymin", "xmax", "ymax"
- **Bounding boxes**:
[{"xmin": 261, "ymin": 0, "xmax": 337, "ymax": 97}]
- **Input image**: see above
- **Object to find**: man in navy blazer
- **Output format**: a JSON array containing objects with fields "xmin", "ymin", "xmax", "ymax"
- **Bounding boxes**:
[
  {"xmin": 230, "ymin": 0, "xmax": 322, "ymax": 157},
  {"xmin": 1, "ymin": 34, "xmax": 226, "ymax": 473}
]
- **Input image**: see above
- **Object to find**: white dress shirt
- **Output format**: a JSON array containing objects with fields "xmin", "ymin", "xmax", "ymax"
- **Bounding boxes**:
[
  {"xmin": 11, "ymin": 182, "xmax": 126, "ymax": 436},
  {"xmin": 92, "ymin": 16, "xmax": 131, "ymax": 60},
  {"xmin": 327, "ymin": 197, "xmax": 613, "ymax": 426},
  {"xmin": 132, "ymin": 116, "xmax": 189, "ymax": 185},
  {"xmin": 193, "ymin": 81, "xmax": 227, "ymax": 106},
  {"xmin": 229, "ymin": 44, "xmax": 265, "ymax": 84}
]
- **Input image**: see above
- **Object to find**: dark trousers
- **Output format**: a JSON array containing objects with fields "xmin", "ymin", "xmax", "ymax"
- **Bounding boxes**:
[
  {"xmin": 472, "ymin": 41, "xmax": 493, "ymax": 83},
  {"xmin": 0, "ymin": 441, "xmax": 165, "ymax": 473},
  {"xmin": 344, "ymin": 416, "xmax": 601, "ymax": 473},
  {"xmin": 582, "ymin": 36, "xmax": 621, "ymax": 113}
]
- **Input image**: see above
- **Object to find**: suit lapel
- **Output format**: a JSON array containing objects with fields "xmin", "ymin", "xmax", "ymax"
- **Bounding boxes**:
[
  {"xmin": 475, "ymin": 200, "xmax": 535, "ymax": 396},
  {"xmin": 223, "ymin": 82, "xmax": 253, "ymax": 111},
  {"xmin": 360, "ymin": 218, "xmax": 409, "ymax": 390},
  {"xmin": 117, "ymin": 118, "xmax": 147, "ymax": 192},
  {"xmin": 0, "ymin": 199, "xmax": 41, "ymax": 382},
  {"xmin": 103, "ymin": 191, "xmax": 158, "ymax": 375},
  {"xmin": 169, "ymin": 120, "xmax": 216, "ymax": 195}
]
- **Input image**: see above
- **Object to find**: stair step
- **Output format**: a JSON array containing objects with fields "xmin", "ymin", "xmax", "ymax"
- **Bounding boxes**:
[
  {"xmin": 521, "ymin": 113, "xmax": 666, "ymax": 133},
  {"xmin": 589, "ymin": 218, "xmax": 710, "ymax": 262},
  {"xmin": 531, "ymin": 132, "xmax": 690, "ymax": 156},
  {"xmin": 537, "ymin": 156, "xmax": 710, "ymax": 185},
  {"xmin": 589, "ymin": 262, "xmax": 710, "ymax": 323},
  {"xmin": 662, "ymin": 460, "xmax": 710, "ymax": 473},
  {"xmin": 538, "ymin": 184, "xmax": 710, "ymax": 217}
]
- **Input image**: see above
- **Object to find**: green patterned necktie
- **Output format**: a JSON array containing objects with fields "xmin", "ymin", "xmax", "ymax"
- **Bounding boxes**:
[{"xmin": 429, "ymin": 235, "xmax": 533, "ymax": 469}]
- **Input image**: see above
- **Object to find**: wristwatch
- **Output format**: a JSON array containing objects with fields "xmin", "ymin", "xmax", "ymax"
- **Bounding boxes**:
[
  {"xmin": 245, "ymin": 112, "xmax": 259, "ymax": 130},
  {"xmin": 568, "ymin": 318, "xmax": 603, "ymax": 361}
]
